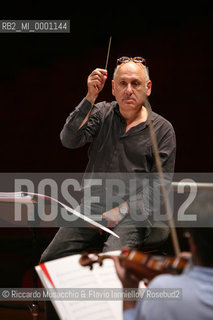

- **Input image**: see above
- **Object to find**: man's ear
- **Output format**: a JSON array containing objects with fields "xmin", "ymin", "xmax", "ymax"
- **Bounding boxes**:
[
  {"xmin": 112, "ymin": 80, "xmax": 115, "ymax": 96},
  {"xmin": 146, "ymin": 80, "xmax": 152, "ymax": 97}
]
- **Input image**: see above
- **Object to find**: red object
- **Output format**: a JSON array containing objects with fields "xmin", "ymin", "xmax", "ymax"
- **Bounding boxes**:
[{"xmin": 40, "ymin": 263, "xmax": 55, "ymax": 288}]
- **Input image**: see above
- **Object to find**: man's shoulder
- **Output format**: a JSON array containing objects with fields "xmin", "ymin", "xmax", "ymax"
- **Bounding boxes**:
[
  {"xmin": 92, "ymin": 100, "xmax": 117, "ymax": 116},
  {"xmin": 95, "ymin": 100, "xmax": 117, "ymax": 109},
  {"xmin": 148, "ymin": 272, "xmax": 189, "ymax": 289},
  {"xmin": 85, "ymin": 100, "xmax": 116, "ymax": 122},
  {"xmin": 152, "ymin": 111, "xmax": 173, "ymax": 126},
  {"xmin": 152, "ymin": 110, "xmax": 175, "ymax": 134}
]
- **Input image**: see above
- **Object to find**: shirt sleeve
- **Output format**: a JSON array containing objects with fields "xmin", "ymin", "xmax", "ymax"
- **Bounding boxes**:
[
  {"xmin": 138, "ymin": 274, "xmax": 183, "ymax": 320},
  {"xmin": 124, "ymin": 275, "xmax": 178, "ymax": 320},
  {"xmin": 124, "ymin": 304, "xmax": 139, "ymax": 320},
  {"xmin": 127, "ymin": 121, "xmax": 176, "ymax": 222},
  {"xmin": 60, "ymin": 98, "xmax": 104, "ymax": 149}
]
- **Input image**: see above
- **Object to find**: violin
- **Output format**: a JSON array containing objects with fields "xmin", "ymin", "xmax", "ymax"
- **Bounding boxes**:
[{"xmin": 79, "ymin": 248, "xmax": 188, "ymax": 282}]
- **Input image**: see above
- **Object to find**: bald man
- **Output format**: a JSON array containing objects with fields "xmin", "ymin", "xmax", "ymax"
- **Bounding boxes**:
[
  {"xmin": 41, "ymin": 56, "xmax": 176, "ymax": 262},
  {"xmin": 40, "ymin": 57, "xmax": 176, "ymax": 320}
]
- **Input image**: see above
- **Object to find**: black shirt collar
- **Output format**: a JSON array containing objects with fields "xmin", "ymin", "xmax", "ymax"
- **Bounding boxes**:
[{"xmin": 114, "ymin": 102, "xmax": 155, "ymax": 128}]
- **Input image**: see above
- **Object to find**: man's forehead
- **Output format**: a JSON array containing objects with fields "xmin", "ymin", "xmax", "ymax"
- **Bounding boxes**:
[{"xmin": 115, "ymin": 62, "xmax": 145, "ymax": 79}]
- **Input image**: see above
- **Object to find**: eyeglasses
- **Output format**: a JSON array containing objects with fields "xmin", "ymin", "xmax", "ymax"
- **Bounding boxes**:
[{"xmin": 117, "ymin": 56, "xmax": 146, "ymax": 66}]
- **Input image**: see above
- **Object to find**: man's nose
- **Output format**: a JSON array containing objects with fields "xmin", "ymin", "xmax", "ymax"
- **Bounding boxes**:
[{"xmin": 125, "ymin": 83, "xmax": 133, "ymax": 95}]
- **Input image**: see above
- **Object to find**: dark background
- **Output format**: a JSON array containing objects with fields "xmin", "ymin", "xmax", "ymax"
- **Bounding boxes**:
[
  {"xmin": 0, "ymin": 3, "xmax": 212, "ymax": 173},
  {"xmin": 0, "ymin": 3, "xmax": 212, "ymax": 317}
]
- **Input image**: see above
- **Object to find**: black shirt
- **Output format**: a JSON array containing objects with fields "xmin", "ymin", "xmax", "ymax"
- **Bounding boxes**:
[{"xmin": 60, "ymin": 98, "xmax": 176, "ymax": 221}]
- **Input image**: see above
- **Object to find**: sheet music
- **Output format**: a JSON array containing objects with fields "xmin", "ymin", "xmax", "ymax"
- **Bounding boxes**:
[
  {"xmin": 36, "ymin": 251, "xmax": 123, "ymax": 320},
  {"xmin": 0, "ymin": 191, "xmax": 119, "ymax": 238},
  {"xmin": 0, "ymin": 192, "xmax": 33, "ymax": 199},
  {"xmin": 36, "ymin": 251, "xmax": 146, "ymax": 320}
]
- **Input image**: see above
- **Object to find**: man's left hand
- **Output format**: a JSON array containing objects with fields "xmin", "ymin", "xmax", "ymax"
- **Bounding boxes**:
[{"xmin": 102, "ymin": 207, "xmax": 123, "ymax": 228}]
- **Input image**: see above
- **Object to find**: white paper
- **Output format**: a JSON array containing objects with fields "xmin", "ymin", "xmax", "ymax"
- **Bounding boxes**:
[
  {"xmin": 0, "ymin": 190, "xmax": 119, "ymax": 238},
  {"xmin": 36, "ymin": 251, "xmax": 146, "ymax": 320},
  {"xmin": 36, "ymin": 251, "xmax": 122, "ymax": 320},
  {"xmin": 0, "ymin": 192, "xmax": 32, "ymax": 199}
]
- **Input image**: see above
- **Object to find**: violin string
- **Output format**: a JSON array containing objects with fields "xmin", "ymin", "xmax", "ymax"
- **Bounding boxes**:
[{"xmin": 145, "ymin": 99, "xmax": 181, "ymax": 257}]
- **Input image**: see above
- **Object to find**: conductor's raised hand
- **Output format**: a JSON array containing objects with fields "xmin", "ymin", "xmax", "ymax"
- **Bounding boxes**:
[{"xmin": 86, "ymin": 68, "xmax": 107, "ymax": 105}]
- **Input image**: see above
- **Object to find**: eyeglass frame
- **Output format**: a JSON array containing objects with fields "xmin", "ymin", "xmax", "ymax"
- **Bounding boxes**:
[{"xmin": 116, "ymin": 56, "xmax": 147, "ymax": 66}]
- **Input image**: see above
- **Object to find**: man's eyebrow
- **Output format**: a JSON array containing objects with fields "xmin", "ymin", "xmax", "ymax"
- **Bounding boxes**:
[{"xmin": 119, "ymin": 77, "xmax": 142, "ymax": 83}]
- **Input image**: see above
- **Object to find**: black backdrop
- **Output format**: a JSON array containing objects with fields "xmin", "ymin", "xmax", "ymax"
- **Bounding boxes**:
[
  {"xmin": 0, "ymin": 3, "xmax": 212, "ymax": 173},
  {"xmin": 0, "ymin": 1, "xmax": 212, "ymax": 296}
]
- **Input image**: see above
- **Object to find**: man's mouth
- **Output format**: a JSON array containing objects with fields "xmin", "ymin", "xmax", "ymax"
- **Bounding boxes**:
[{"xmin": 123, "ymin": 97, "xmax": 134, "ymax": 102}]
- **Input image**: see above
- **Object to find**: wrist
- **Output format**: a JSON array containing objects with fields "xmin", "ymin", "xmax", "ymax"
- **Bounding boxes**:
[
  {"xmin": 119, "ymin": 202, "xmax": 129, "ymax": 218},
  {"xmin": 85, "ymin": 92, "xmax": 97, "ymax": 105}
]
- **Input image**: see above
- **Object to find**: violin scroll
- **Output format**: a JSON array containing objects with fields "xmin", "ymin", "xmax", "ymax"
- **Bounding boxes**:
[{"xmin": 79, "ymin": 252, "xmax": 107, "ymax": 270}]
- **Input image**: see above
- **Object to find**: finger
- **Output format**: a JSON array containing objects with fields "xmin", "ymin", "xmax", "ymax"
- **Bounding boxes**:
[
  {"xmin": 107, "ymin": 221, "xmax": 113, "ymax": 228},
  {"xmin": 89, "ymin": 77, "xmax": 105, "ymax": 90},
  {"xmin": 112, "ymin": 257, "xmax": 128, "ymax": 285},
  {"xmin": 90, "ymin": 81, "xmax": 102, "ymax": 93},
  {"xmin": 91, "ymin": 74, "xmax": 107, "ymax": 86},
  {"xmin": 93, "ymin": 68, "xmax": 107, "ymax": 76},
  {"xmin": 107, "ymin": 219, "xmax": 117, "ymax": 228},
  {"xmin": 102, "ymin": 210, "xmax": 113, "ymax": 220},
  {"xmin": 91, "ymin": 77, "xmax": 104, "ymax": 87},
  {"xmin": 179, "ymin": 251, "xmax": 192, "ymax": 259},
  {"xmin": 91, "ymin": 70, "xmax": 107, "ymax": 82},
  {"xmin": 112, "ymin": 256, "xmax": 125, "ymax": 275},
  {"xmin": 92, "ymin": 81, "xmax": 102, "ymax": 91}
]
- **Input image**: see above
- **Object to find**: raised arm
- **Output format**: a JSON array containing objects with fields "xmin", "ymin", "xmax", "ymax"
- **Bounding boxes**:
[{"xmin": 60, "ymin": 68, "xmax": 107, "ymax": 149}]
